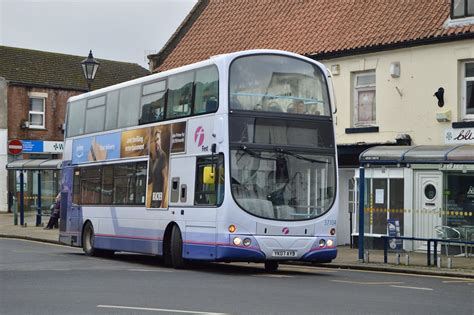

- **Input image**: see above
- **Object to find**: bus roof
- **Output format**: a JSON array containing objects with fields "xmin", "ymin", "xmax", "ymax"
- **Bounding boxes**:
[{"xmin": 67, "ymin": 49, "xmax": 327, "ymax": 103}]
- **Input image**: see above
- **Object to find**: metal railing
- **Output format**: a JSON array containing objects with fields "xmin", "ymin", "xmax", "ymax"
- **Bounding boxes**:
[{"xmin": 381, "ymin": 236, "xmax": 474, "ymax": 266}]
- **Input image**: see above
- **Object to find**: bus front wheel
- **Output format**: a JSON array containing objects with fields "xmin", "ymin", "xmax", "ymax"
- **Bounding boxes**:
[
  {"xmin": 170, "ymin": 225, "xmax": 186, "ymax": 269},
  {"xmin": 264, "ymin": 261, "xmax": 279, "ymax": 272}
]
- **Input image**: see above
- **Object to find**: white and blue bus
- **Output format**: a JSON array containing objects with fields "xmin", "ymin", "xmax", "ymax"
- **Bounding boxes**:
[{"xmin": 59, "ymin": 50, "xmax": 338, "ymax": 270}]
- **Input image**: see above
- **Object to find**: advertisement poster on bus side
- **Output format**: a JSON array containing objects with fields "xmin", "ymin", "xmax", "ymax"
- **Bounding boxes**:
[
  {"xmin": 170, "ymin": 122, "xmax": 186, "ymax": 154},
  {"xmin": 121, "ymin": 128, "xmax": 150, "ymax": 158},
  {"xmin": 146, "ymin": 124, "xmax": 171, "ymax": 209},
  {"xmin": 72, "ymin": 132, "xmax": 120, "ymax": 164}
]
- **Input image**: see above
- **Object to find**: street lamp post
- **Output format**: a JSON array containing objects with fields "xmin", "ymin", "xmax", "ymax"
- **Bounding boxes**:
[{"xmin": 81, "ymin": 50, "xmax": 100, "ymax": 91}]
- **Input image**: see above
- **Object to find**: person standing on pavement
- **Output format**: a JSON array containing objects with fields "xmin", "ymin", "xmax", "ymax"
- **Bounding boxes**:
[{"xmin": 44, "ymin": 193, "xmax": 60, "ymax": 230}]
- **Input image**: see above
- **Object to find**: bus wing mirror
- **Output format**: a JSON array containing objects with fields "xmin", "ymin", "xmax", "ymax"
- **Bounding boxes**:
[{"xmin": 203, "ymin": 166, "xmax": 215, "ymax": 184}]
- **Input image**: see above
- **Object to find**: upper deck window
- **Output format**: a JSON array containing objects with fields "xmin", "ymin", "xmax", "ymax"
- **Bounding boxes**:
[
  {"xmin": 229, "ymin": 54, "xmax": 330, "ymax": 116},
  {"xmin": 451, "ymin": 0, "xmax": 474, "ymax": 19},
  {"xmin": 167, "ymin": 71, "xmax": 194, "ymax": 119}
]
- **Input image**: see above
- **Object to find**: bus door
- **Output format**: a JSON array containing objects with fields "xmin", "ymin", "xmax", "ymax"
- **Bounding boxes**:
[{"xmin": 169, "ymin": 155, "xmax": 218, "ymax": 260}]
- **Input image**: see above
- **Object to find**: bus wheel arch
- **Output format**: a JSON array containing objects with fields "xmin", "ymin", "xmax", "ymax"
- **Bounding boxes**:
[{"xmin": 162, "ymin": 222, "xmax": 175, "ymax": 266}]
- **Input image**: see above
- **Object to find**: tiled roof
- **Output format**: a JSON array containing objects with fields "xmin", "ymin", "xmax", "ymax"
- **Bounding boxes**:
[
  {"xmin": 153, "ymin": 0, "xmax": 474, "ymax": 72},
  {"xmin": 0, "ymin": 46, "xmax": 150, "ymax": 91}
]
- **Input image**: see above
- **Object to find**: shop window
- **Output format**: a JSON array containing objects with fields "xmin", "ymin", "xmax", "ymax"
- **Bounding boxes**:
[
  {"xmin": 451, "ymin": 0, "xmax": 474, "ymax": 19},
  {"xmin": 353, "ymin": 71, "xmax": 376, "ymax": 127},
  {"xmin": 195, "ymin": 154, "xmax": 224, "ymax": 206},
  {"xmin": 389, "ymin": 179, "xmax": 404, "ymax": 236},
  {"xmin": 29, "ymin": 97, "xmax": 45, "ymax": 129},
  {"xmin": 462, "ymin": 61, "xmax": 474, "ymax": 120},
  {"xmin": 446, "ymin": 173, "xmax": 474, "ymax": 228},
  {"xmin": 354, "ymin": 174, "xmax": 405, "ymax": 236}
]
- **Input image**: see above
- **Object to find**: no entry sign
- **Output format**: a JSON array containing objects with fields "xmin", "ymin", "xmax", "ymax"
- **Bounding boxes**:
[{"xmin": 8, "ymin": 139, "xmax": 23, "ymax": 155}]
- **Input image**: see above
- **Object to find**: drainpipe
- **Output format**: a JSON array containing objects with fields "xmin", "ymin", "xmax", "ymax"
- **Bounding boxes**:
[{"xmin": 358, "ymin": 166, "xmax": 365, "ymax": 261}]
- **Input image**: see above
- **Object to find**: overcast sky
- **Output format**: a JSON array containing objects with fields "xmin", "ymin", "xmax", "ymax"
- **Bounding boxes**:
[{"xmin": 0, "ymin": 0, "xmax": 197, "ymax": 69}]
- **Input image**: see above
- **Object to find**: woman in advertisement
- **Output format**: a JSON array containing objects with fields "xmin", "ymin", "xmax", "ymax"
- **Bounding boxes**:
[{"xmin": 147, "ymin": 126, "xmax": 170, "ymax": 208}]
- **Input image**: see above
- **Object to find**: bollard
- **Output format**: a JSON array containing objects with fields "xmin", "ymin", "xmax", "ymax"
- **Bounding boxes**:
[
  {"xmin": 364, "ymin": 250, "xmax": 370, "ymax": 263},
  {"xmin": 396, "ymin": 253, "xmax": 401, "ymax": 265},
  {"xmin": 437, "ymin": 256, "xmax": 441, "ymax": 268},
  {"xmin": 447, "ymin": 258, "xmax": 452, "ymax": 269},
  {"xmin": 405, "ymin": 254, "xmax": 410, "ymax": 266}
]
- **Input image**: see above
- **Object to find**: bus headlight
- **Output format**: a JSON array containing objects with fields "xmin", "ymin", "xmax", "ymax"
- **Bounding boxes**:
[
  {"xmin": 243, "ymin": 238, "xmax": 252, "ymax": 247},
  {"xmin": 228, "ymin": 225, "xmax": 236, "ymax": 233},
  {"xmin": 233, "ymin": 237, "xmax": 242, "ymax": 246},
  {"xmin": 319, "ymin": 239, "xmax": 326, "ymax": 247},
  {"xmin": 327, "ymin": 239, "xmax": 334, "ymax": 247}
]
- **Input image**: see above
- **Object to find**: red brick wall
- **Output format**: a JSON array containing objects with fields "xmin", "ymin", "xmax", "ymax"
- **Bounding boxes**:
[{"xmin": 8, "ymin": 85, "xmax": 82, "ymax": 141}]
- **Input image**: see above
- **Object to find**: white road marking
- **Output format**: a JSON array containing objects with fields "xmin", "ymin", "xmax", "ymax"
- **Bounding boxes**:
[
  {"xmin": 97, "ymin": 305, "xmax": 229, "ymax": 314},
  {"xmin": 442, "ymin": 280, "xmax": 474, "ymax": 283},
  {"xmin": 390, "ymin": 285, "xmax": 433, "ymax": 291},
  {"xmin": 252, "ymin": 274, "xmax": 294, "ymax": 278},
  {"xmin": 128, "ymin": 268, "xmax": 173, "ymax": 273},
  {"xmin": 331, "ymin": 280, "xmax": 404, "ymax": 285}
]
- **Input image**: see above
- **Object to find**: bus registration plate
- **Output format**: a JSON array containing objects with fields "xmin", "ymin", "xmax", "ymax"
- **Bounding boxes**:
[{"xmin": 272, "ymin": 250, "xmax": 297, "ymax": 257}]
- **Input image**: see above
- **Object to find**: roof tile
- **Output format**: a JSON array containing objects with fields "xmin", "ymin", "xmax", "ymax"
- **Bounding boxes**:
[
  {"xmin": 153, "ymin": 0, "xmax": 473, "ymax": 72},
  {"xmin": 0, "ymin": 46, "xmax": 150, "ymax": 91}
]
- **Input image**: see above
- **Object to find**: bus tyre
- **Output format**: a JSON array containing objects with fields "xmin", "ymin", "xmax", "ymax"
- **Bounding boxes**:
[
  {"xmin": 170, "ymin": 225, "xmax": 186, "ymax": 269},
  {"xmin": 82, "ymin": 222, "xmax": 97, "ymax": 257},
  {"xmin": 82, "ymin": 222, "xmax": 114, "ymax": 257},
  {"xmin": 264, "ymin": 261, "xmax": 279, "ymax": 272}
]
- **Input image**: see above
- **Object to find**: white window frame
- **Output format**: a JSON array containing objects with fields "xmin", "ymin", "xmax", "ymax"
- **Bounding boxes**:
[
  {"xmin": 462, "ymin": 61, "xmax": 474, "ymax": 121},
  {"xmin": 28, "ymin": 93, "xmax": 47, "ymax": 129},
  {"xmin": 353, "ymin": 71, "xmax": 376, "ymax": 127}
]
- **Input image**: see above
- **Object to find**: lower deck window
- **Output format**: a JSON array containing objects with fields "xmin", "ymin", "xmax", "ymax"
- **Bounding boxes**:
[{"xmin": 73, "ymin": 161, "xmax": 147, "ymax": 205}]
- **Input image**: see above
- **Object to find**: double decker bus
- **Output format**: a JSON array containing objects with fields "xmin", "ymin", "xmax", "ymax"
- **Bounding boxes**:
[{"xmin": 59, "ymin": 50, "xmax": 338, "ymax": 271}]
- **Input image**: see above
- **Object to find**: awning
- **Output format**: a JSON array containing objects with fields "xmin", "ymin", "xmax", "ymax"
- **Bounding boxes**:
[
  {"xmin": 6, "ymin": 159, "xmax": 62, "ymax": 170},
  {"xmin": 360, "ymin": 145, "xmax": 474, "ymax": 165}
]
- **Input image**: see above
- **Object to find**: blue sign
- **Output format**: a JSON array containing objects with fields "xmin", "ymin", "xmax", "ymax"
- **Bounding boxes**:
[
  {"xmin": 22, "ymin": 140, "xmax": 44, "ymax": 153},
  {"xmin": 72, "ymin": 132, "xmax": 120, "ymax": 164},
  {"xmin": 387, "ymin": 219, "xmax": 402, "ymax": 251}
]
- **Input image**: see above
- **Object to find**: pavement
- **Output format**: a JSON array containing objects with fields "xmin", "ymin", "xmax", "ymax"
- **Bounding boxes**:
[{"xmin": 1, "ymin": 211, "xmax": 473, "ymax": 278}]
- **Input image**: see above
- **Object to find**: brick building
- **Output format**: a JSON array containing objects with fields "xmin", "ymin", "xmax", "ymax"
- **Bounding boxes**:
[{"xmin": 1, "ymin": 46, "xmax": 150, "ymax": 213}]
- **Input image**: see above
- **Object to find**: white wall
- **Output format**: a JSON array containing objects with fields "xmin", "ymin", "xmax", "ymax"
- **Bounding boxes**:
[
  {"xmin": 337, "ymin": 169, "xmax": 354, "ymax": 245},
  {"xmin": 0, "ymin": 129, "xmax": 7, "ymax": 212},
  {"xmin": 322, "ymin": 39, "xmax": 474, "ymax": 146},
  {"xmin": 0, "ymin": 78, "xmax": 7, "ymax": 212}
]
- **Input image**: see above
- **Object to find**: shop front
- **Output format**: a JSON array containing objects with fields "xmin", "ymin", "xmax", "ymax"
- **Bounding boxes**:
[{"xmin": 354, "ymin": 145, "xmax": 474, "ymax": 251}]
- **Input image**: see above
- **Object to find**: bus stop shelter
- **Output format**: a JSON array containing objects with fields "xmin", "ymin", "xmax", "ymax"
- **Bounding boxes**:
[
  {"xmin": 356, "ymin": 145, "xmax": 474, "ymax": 257},
  {"xmin": 6, "ymin": 159, "xmax": 62, "ymax": 226}
]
